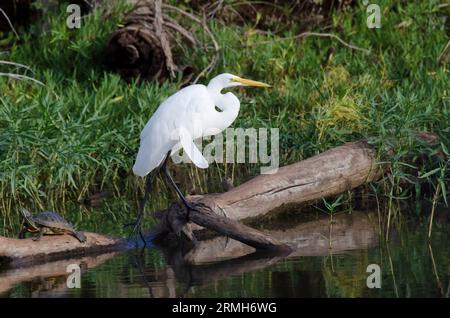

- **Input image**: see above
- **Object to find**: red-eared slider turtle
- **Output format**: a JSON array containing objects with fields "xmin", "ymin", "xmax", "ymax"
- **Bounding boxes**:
[{"xmin": 19, "ymin": 208, "xmax": 87, "ymax": 243}]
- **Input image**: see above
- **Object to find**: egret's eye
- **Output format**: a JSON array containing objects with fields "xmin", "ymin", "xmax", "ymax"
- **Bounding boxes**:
[{"xmin": 215, "ymin": 105, "xmax": 223, "ymax": 112}]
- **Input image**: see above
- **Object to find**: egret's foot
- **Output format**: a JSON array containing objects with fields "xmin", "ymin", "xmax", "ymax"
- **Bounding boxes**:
[
  {"xmin": 182, "ymin": 202, "xmax": 196, "ymax": 222},
  {"xmin": 126, "ymin": 219, "xmax": 146, "ymax": 247}
]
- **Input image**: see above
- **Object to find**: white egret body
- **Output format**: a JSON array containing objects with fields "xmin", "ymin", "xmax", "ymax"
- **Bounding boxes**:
[
  {"xmin": 133, "ymin": 73, "xmax": 270, "ymax": 177},
  {"xmin": 129, "ymin": 73, "xmax": 270, "ymax": 243}
]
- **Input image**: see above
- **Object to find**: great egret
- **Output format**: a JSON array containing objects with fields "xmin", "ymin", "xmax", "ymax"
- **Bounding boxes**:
[{"xmin": 129, "ymin": 73, "xmax": 270, "ymax": 241}]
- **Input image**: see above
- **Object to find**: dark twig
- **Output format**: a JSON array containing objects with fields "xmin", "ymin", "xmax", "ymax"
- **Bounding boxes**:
[
  {"xmin": 126, "ymin": 12, "xmax": 197, "ymax": 46},
  {"xmin": 0, "ymin": 8, "xmax": 19, "ymax": 39},
  {"xmin": 153, "ymin": 0, "xmax": 177, "ymax": 78},
  {"xmin": 193, "ymin": 11, "xmax": 220, "ymax": 84},
  {"xmin": 162, "ymin": 3, "xmax": 221, "ymax": 83}
]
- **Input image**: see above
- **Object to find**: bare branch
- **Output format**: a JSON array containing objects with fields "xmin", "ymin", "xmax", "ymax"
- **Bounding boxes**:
[
  {"xmin": 0, "ymin": 72, "xmax": 45, "ymax": 86},
  {"xmin": 193, "ymin": 12, "xmax": 220, "ymax": 84},
  {"xmin": 245, "ymin": 31, "xmax": 371, "ymax": 54},
  {"xmin": 163, "ymin": 3, "xmax": 221, "ymax": 83},
  {"xmin": 0, "ymin": 8, "xmax": 19, "ymax": 39},
  {"xmin": 0, "ymin": 60, "xmax": 34, "ymax": 72},
  {"xmin": 154, "ymin": 0, "xmax": 177, "ymax": 78}
]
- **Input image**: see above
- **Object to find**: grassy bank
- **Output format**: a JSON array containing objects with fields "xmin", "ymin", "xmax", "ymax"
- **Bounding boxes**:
[{"xmin": 0, "ymin": 0, "xmax": 448, "ymax": 236}]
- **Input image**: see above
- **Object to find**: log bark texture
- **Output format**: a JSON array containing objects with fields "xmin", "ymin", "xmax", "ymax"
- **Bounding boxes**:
[
  {"xmin": 152, "ymin": 203, "xmax": 291, "ymax": 252},
  {"xmin": 190, "ymin": 140, "xmax": 380, "ymax": 221},
  {"xmin": 153, "ymin": 140, "xmax": 380, "ymax": 241},
  {"xmin": 0, "ymin": 233, "xmax": 127, "ymax": 268}
]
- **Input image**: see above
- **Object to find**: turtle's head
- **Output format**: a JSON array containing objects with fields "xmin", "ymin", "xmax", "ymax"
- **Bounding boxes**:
[{"xmin": 21, "ymin": 208, "xmax": 32, "ymax": 222}]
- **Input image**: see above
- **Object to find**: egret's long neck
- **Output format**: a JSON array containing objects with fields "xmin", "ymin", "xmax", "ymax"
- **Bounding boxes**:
[
  {"xmin": 207, "ymin": 85, "xmax": 240, "ymax": 132},
  {"xmin": 207, "ymin": 80, "xmax": 223, "ymax": 93}
]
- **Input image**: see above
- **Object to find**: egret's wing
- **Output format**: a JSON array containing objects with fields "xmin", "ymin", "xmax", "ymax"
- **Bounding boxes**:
[
  {"xmin": 140, "ymin": 85, "xmax": 211, "ymax": 141},
  {"xmin": 134, "ymin": 84, "xmax": 213, "ymax": 176},
  {"xmin": 133, "ymin": 133, "xmax": 168, "ymax": 177},
  {"xmin": 179, "ymin": 126, "xmax": 209, "ymax": 169}
]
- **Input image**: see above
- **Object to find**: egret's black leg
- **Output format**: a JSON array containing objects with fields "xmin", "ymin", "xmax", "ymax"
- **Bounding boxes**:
[
  {"xmin": 160, "ymin": 152, "xmax": 194, "ymax": 220},
  {"xmin": 128, "ymin": 171, "xmax": 156, "ymax": 245}
]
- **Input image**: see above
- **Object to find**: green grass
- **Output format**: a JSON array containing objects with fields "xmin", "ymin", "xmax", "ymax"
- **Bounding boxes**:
[{"xmin": 0, "ymin": 0, "xmax": 448, "ymax": 236}]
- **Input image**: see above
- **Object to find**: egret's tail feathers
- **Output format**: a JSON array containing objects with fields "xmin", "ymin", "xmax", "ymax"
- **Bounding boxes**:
[
  {"xmin": 133, "ymin": 148, "xmax": 165, "ymax": 177},
  {"xmin": 132, "ymin": 163, "xmax": 149, "ymax": 177}
]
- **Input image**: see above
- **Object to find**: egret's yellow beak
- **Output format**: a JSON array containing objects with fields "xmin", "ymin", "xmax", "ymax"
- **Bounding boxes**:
[{"xmin": 231, "ymin": 77, "xmax": 271, "ymax": 87}]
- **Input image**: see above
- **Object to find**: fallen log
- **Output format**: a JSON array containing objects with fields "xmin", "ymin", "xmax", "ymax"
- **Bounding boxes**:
[
  {"xmin": 0, "ymin": 233, "xmax": 127, "ymax": 268},
  {"xmin": 197, "ymin": 140, "xmax": 380, "ymax": 221},
  {"xmin": 152, "ymin": 202, "xmax": 291, "ymax": 252},
  {"xmin": 152, "ymin": 140, "xmax": 381, "ymax": 241}
]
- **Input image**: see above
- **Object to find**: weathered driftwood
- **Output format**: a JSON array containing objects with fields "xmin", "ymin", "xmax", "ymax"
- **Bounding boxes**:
[
  {"xmin": 152, "ymin": 140, "xmax": 380, "ymax": 242},
  {"xmin": 0, "ymin": 233, "xmax": 127, "ymax": 268},
  {"xmin": 195, "ymin": 140, "xmax": 379, "ymax": 220},
  {"xmin": 151, "ymin": 202, "xmax": 291, "ymax": 252}
]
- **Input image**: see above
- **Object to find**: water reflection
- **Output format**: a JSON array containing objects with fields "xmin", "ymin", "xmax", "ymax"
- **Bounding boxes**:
[
  {"xmin": 1, "ymin": 210, "xmax": 448, "ymax": 298},
  {"xmin": 0, "ymin": 253, "xmax": 118, "ymax": 297}
]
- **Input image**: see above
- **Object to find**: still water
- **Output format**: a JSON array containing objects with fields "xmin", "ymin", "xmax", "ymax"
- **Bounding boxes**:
[{"xmin": 1, "ymin": 210, "xmax": 448, "ymax": 298}]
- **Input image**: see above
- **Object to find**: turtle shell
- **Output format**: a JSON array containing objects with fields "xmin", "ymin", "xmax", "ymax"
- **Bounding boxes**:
[{"xmin": 32, "ymin": 211, "xmax": 76, "ymax": 231}]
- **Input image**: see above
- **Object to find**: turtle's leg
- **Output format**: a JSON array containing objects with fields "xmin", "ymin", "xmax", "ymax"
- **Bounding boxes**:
[
  {"xmin": 18, "ymin": 227, "xmax": 26, "ymax": 239},
  {"xmin": 18, "ymin": 220, "xmax": 27, "ymax": 239},
  {"xmin": 32, "ymin": 228, "xmax": 44, "ymax": 241},
  {"xmin": 73, "ymin": 231, "xmax": 87, "ymax": 243}
]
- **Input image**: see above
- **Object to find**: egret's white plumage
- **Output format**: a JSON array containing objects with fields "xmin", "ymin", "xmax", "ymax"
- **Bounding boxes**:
[
  {"xmin": 133, "ymin": 73, "xmax": 269, "ymax": 177},
  {"xmin": 128, "ymin": 73, "xmax": 269, "ymax": 242}
]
